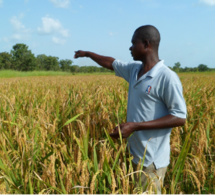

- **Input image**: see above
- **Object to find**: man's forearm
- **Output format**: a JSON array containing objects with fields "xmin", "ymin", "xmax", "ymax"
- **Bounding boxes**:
[
  {"xmin": 109, "ymin": 114, "xmax": 186, "ymax": 139},
  {"xmin": 85, "ymin": 52, "xmax": 115, "ymax": 70},
  {"xmin": 74, "ymin": 50, "xmax": 115, "ymax": 70},
  {"xmin": 132, "ymin": 114, "xmax": 186, "ymax": 131}
]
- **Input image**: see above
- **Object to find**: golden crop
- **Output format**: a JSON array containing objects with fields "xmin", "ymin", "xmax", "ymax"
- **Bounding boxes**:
[{"xmin": 0, "ymin": 73, "xmax": 214, "ymax": 194}]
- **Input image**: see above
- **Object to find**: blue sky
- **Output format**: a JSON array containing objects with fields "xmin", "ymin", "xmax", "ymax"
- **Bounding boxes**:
[{"xmin": 0, "ymin": 0, "xmax": 215, "ymax": 68}]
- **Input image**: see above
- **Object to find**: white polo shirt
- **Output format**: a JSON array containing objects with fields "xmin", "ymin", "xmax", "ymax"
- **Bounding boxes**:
[{"xmin": 112, "ymin": 60, "xmax": 187, "ymax": 169}]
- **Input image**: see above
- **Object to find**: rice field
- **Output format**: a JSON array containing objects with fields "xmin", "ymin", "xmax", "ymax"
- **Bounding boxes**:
[{"xmin": 0, "ymin": 72, "xmax": 214, "ymax": 194}]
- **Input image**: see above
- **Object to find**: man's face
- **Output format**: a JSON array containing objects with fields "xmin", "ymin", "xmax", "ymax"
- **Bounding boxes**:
[{"xmin": 129, "ymin": 32, "xmax": 146, "ymax": 61}]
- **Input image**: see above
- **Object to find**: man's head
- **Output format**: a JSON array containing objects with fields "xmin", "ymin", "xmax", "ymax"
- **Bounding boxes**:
[
  {"xmin": 130, "ymin": 25, "xmax": 160, "ymax": 61},
  {"xmin": 134, "ymin": 25, "xmax": 160, "ymax": 50}
]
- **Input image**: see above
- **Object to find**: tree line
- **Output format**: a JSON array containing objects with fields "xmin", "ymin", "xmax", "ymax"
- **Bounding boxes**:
[
  {"xmin": 0, "ymin": 43, "xmax": 213, "ymax": 73},
  {"xmin": 0, "ymin": 43, "xmax": 111, "ymax": 73},
  {"xmin": 171, "ymin": 62, "xmax": 214, "ymax": 72}
]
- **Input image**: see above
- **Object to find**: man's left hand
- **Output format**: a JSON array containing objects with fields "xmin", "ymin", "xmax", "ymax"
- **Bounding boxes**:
[{"xmin": 109, "ymin": 122, "xmax": 135, "ymax": 139}]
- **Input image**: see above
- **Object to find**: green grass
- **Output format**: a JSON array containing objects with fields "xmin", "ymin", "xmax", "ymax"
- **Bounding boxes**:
[
  {"xmin": 74, "ymin": 72, "xmax": 114, "ymax": 76},
  {"xmin": 178, "ymin": 71, "xmax": 215, "ymax": 76},
  {"xmin": 0, "ymin": 70, "xmax": 114, "ymax": 78},
  {"xmin": 0, "ymin": 70, "xmax": 73, "ymax": 78},
  {"xmin": 1, "ymin": 70, "xmax": 214, "ymax": 79}
]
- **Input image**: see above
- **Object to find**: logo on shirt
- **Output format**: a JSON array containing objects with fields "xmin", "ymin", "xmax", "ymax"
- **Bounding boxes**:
[{"xmin": 146, "ymin": 85, "xmax": 152, "ymax": 94}]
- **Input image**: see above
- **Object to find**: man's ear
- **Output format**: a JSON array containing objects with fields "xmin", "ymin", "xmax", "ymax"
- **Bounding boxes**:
[{"xmin": 143, "ymin": 40, "xmax": 150, "ymax": 48}]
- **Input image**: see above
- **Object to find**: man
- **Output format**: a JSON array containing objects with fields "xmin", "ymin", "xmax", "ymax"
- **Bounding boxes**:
[{"xmin": 74, "ymin": 25, "xmax": 187, "ymax": 193}]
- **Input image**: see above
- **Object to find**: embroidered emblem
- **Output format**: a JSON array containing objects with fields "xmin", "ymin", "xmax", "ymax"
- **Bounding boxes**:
[{"xmin": 146, "ymin": 85, "xmax": 152, "ymax": 94}]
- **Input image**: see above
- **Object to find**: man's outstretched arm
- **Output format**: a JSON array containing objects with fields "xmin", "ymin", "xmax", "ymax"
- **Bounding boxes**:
[{"xmin": 74, "ymin": 50, "xmax": 115, "ymax": 71}]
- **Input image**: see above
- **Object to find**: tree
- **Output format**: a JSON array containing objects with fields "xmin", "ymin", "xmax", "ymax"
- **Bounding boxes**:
[
  {"xmin": 60, "ymin": 59, "xmax": 72, "ymax": 71},
  {"xmin": 173, "ymin": 62, "xmax": 181, "ymax": 72},
  {"xmin": 36, "ymin": 54, "xmax": 48, "ymax": 70},
  {"xmin": 198, "ymin": 64, "xmax": 209, "ymax": 72},
  {"xmin": 0, "ymin": 52, "xmax": 12, "ymax": 69},
  {"xmin": 36, "ymin": 55, "xmax": 61, "ymax": 71},
  {"xmin": 70, "ymin": 65, "xmax": 79, "ymax": 73},
  {"xmin": 43, "ymin": 56, "xmax": 60, "ymax": 71},
  {"xmin": 10, "ymin": 43, "xmax": 36, "ymax": 71}
]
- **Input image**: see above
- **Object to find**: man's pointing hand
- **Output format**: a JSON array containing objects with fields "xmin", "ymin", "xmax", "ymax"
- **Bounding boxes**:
[{"xmin": 74, "ymin": 50, "xmax": 87, "ymax": 58}]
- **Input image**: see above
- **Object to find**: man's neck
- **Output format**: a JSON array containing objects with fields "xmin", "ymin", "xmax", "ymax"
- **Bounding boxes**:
[{"xmin": 137, "ymin": 56, "xmax": 159, "ymax": 80}]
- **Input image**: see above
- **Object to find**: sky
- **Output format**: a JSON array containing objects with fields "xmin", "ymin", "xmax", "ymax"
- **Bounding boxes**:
[{"xmin": 0, "ymin": 0, "xmax": 215, "ymax": 68}]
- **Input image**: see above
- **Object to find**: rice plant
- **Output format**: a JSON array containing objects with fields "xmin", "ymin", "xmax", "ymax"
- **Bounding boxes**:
[{"xmin": 0, "ymin": 73, "xmax": 214, "ymax": 194}]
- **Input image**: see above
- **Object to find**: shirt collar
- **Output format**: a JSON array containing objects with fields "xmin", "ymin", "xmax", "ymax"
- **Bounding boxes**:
[
  {"xmin": 147, "ymin": 60, "xmax": 164, "ymax": 78},
  {"xmin": 134, "ymin": 60, "xmax": 164, "ymax": 85}
]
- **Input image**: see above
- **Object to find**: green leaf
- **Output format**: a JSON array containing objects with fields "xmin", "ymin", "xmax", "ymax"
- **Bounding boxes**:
[
  {"xmin": 93, "ymin": 144, "xmax": 98, "ymax": 172},
  {"xmin": 62, "ymin": 113, "xmax": 83, "ymax": 128},
  {"xmin": 29, "ymin": 177, "xmax": 33, "ymax": 194},
  {"xmin": 59, "ymin": 174, "xmax": 67, "ymax": 194},
  {"xmin": 104, "ymin": 129, "xmax": 117, "ymax": 152},
  {"xmin": 103, "ymin": 155, "xmax": 112, "ymax": 185},
  {"xmin": 83, "ymin": 127, "xmax": 90, "ymax": 160},
  {"xmin": 112, "ymin": 146, "xmax": 122, "ymax": 171}
]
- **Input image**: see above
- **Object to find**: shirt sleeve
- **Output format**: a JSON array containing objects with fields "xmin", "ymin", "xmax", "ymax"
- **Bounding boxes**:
[
  {"xmin": 112, "ymin": 60, "xmax": 134, "ymax": 82},
  {"xmin": 163, "ymin": 74, "xmax": 187, "ymax": 119}
]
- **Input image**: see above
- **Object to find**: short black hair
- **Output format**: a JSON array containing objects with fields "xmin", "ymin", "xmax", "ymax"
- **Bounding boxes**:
[{"xmin": 134, "ymin": 25, "xmax": 160, "ymax": 50}]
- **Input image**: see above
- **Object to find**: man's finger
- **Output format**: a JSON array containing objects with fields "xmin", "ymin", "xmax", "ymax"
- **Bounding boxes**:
[
  {"xmin": 109, "ymin": 129, "xmax": 120, "ymax": 138},
  {"xmin": 109, "ymin": 133, "xmax": 119, "ymax": 139}
]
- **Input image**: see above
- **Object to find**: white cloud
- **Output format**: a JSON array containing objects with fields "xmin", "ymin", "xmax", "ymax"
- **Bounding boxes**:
[
  {"xmin": 10, "ymin": 15, "xmax": 31, "ymax": 40},
  {"xmin": 1, "ymin": 15, "xmax": 31, "ymax": 42},
  {"xmin": 200, "ymin": 0, "xmax": 215, "ymax": 6},
  {"xmin": 38, "ymin": 16, "xmax": 69, "ymax": 37},
  {"xmin": 38, "ymin": 16, "xmax": 69, "ymax": 44},
  {"xmin": 11, "ymin": 16, "xmax": 26, "ymax": 32},
  {"xmin": 0, "ymin": 0, "xmax": 3, "ymax": 7},
  {"xmin": 49, "ymin": 0, "xmax": 70, "ymax": 8}
]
